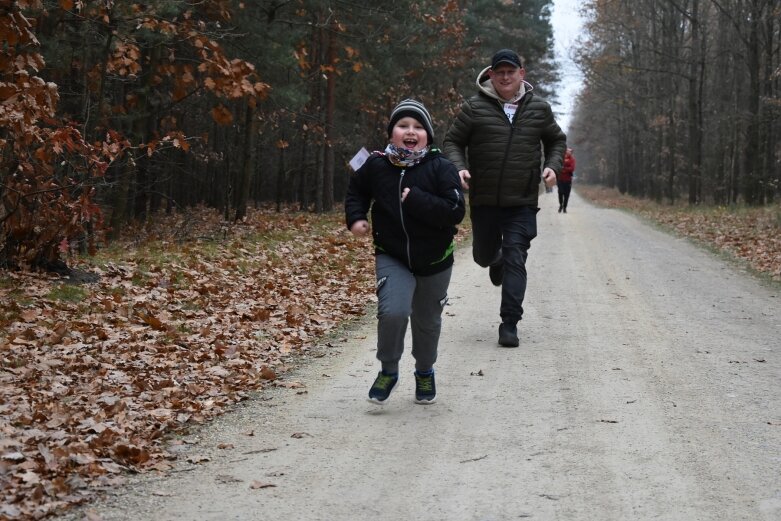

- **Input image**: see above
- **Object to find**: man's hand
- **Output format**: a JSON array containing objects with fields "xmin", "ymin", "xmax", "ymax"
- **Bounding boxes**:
[
  {"xmin": 458, "ymin": 169, "xmax": 471, "ymax": 190},
  {"xmin": 350, "ymin": 220, "xmax": 369, "ymax": 236},
  {"xmin": 542, "ymin": 168, "xmax": 557, "ymax": 188}
]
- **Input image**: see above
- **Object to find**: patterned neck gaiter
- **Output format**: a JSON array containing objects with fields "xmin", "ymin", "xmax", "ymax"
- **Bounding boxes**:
[{"xmin": 384, "ymin": 143, "xmax": 430, "ymax": 168}]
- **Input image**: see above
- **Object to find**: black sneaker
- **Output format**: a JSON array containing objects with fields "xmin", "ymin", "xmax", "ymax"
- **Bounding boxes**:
[
  {"xmin": 368, "ymin": 371, "xmax": 398, "ymax": 404},
  {"xmin": 488, "ymin": 261, "xmax": 503, "ymax": 286},
  {"xmin": 414, "ymin": 370, "xmax": 436, "ymax": 404},
  {"xmin": 498, "ymin": 322, "xmax": 519, "ymax": 347}
]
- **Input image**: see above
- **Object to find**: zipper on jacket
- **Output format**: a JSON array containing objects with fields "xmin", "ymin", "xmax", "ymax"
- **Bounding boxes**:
[
  {"xmin": 398, "ymin": 169, "xmax": 412, "ymax": 267},
  {"xmin": 497, "ymin": 94, "xmax": 530, "ymax": 206},
  {"xmin": 496, "ymin": 121, "xmax": 518, "ymax": 206}
]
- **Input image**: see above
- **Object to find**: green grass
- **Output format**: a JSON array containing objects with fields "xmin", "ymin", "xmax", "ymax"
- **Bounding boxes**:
[{"xmin": 46, "ymin": 284, "xmax": 89, "ymax": 302}]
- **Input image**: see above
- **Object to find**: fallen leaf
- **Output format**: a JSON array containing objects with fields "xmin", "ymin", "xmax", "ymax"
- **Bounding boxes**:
[
  {"xmin": 85, "ymin": 510, "xmax": 105, "ymax": 521},
  {"xmin": 249, "ymin": 480, "xmax": 277, "ymax": 489},
  {"xmin": 260, "ymin": 366, "xmax": 277, "ymax": 380}
]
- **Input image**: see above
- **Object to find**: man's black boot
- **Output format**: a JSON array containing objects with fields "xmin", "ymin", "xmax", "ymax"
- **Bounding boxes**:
[{"xmin": 498, "ymin": 322, "xmax": 519, "ymax": 347}]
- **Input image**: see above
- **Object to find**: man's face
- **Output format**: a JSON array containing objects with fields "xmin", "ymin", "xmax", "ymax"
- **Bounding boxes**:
[{"xmin": 488, "ymin": 64, "xmax": 525, "ymax": 101}]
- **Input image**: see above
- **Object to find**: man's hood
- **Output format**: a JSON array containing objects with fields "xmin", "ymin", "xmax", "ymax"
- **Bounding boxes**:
[{"xmin": 475, "ymin": 65, "xmax": 534, "ymax": 103}]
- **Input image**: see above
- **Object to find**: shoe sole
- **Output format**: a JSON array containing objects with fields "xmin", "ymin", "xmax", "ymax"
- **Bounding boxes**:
[
  {"xmin": 498, "ymin": 328, "xmax": 519, "ymax": 347},
  {"xmin": 414, "ymin": 396, "xmax": 437, "ymax": 405},
  {"xmin": 498, "ymin": 335, "xmax": 519, "ymax": 347},
  {"xmin": 368, "ymin": 388, "xmax": 396, "ymax": 405},
  {"xmin": 367, "ymin": 378, "xmax": 397, "ymax": 405}
]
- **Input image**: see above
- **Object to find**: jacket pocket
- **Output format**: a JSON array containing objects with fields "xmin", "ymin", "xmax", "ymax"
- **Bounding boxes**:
[{"xmin": 522, "ymin": 169, "xmax": 539, "ymax": 197}]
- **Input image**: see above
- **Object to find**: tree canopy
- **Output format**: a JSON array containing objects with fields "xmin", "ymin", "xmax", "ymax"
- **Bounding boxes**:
[
  {"xmin": 569, "ymin": 0, "xmax": 781, "ymax": 206},
  {"xmin": 1, "ymin": 0, "xmax": 560, "ymax": 270}
]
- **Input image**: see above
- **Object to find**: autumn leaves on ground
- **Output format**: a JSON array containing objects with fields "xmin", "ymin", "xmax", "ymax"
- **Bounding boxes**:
[
  {"xmin": 1, "ymin": 191, "xmax": 780, "ymax": 519},
  {"xmin": 0, "ymin": 209, "xmax": 381, "ymax": 519}
]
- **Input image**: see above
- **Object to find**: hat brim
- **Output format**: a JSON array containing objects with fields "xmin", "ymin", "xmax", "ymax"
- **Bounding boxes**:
[{"xmin": 492, "ymin": 59, "xmax": 521, "ymax": 69}]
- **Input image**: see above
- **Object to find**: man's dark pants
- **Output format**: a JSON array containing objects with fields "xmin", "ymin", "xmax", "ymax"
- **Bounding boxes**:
[{"xmin": 470, "ymin": 205, "xmax": 538, "ymax": 325}]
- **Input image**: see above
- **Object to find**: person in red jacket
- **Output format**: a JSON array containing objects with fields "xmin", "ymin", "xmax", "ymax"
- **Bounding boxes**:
[{"xmin": 558, "ymin": 148, "xmax": 575, "ymax": 213}]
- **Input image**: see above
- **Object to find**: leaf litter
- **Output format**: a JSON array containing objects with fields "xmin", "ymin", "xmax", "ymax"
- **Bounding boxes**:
[{"xmin": 1, "ymin": 206, "xmax": 440, "ymax": 518}]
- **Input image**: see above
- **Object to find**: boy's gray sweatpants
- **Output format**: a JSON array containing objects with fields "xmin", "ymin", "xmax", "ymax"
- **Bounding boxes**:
[{"xmin": 375, "ymin": 254, "xmax": 452, "ymax": 374}]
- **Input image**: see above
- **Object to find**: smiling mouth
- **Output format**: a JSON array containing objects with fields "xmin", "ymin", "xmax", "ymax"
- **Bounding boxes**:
[{"xmin": 403, "ymin": 139, "xmax": 418, "ymax": 147}]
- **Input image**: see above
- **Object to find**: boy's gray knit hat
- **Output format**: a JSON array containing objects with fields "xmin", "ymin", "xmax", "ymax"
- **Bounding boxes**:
[{"xmin": 387, "ymin": 99, "xmax": 435, "ymax": 143}]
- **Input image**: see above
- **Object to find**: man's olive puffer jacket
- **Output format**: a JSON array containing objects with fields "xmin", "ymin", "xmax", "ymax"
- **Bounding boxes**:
[{"xmin": 443, "ymin": 73, "xmax": 567, "ymax": 208}]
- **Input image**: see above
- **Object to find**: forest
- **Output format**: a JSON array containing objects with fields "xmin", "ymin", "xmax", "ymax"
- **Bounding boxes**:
[
  {"xmin": 0, "ymin": 0, "xmax": 779, "ymax": 273},
  {"xmin": 0, "ymin": 0, "xmax": 560, "ymax": 272},
  {"xmin": 570, "ymin": 0, "xmax": 781, "ymax": 206}
]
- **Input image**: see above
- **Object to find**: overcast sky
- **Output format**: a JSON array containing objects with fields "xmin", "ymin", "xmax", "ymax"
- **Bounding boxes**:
[{"xmin": 550, "ymin": 0, "xmax": 585, "ymax": 133}]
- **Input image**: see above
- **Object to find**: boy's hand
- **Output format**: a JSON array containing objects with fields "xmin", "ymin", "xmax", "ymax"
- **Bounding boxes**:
[{"xmin": 350, "ymin": 220, "xmax": 369, "ymax": 236}]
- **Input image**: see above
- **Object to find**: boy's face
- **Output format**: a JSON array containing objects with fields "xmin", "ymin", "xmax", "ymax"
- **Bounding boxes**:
[{"xmin": 390, "ymin": 116, "xmax": 428, "ymax": 151}]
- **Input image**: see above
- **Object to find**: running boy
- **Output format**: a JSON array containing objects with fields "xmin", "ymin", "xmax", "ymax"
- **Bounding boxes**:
[{"xmin": 345, "ymin": 99, "xmax": 465, "ymax": 405}]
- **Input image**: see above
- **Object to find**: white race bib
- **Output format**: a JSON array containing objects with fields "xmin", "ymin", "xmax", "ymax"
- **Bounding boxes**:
[
  {"xmin": 503, "ymin": 103, "xmax": 518, "ymax": 122},
  {"xmin": 349, "ymin": 147, "xmax": 370, "ymax": 171}
]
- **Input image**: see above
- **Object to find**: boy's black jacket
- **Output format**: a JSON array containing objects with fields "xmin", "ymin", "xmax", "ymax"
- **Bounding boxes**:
[{"xmin": 345, "ymin": 148, "xmax": 465, "ymax": 276}]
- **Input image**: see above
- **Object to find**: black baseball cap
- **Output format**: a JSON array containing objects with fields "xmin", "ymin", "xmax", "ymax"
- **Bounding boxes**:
[{"xmin": 491, "ymin": 49, "xmax": 523, "ymax": 69}]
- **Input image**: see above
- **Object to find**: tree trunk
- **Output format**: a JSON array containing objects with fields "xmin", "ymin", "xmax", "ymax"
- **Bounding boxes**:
[
  {"xmin": 667, "ymin": 104, "xmax": 677, "ymax": 204},
  {"xmin": 322, "ymin": 17, "xmax": 338, "ymax": 213},
  {"xmin": 741, "ymin": 0, "xmax": 762, "ymax": 204},
  {"xmin": 85, "ymin": 16, "xmax": 115, "ymax": 142},
  {"xmin": 109, "ymin": 160, "xmax": 134, "ymax": 240},
  {"xmin": 276, "ymin": 136, "xmax": 286, "ymax": 212},
  {"xmin": 298, "ymin": 131, "xmax": 310, "ymax": 211},
  {"xmin": 235, "ymin": 102, "xmax": 255, "ymax": 221},
  {"xmin": 315, "ymin": 144, "xmax": 324, "ymax": 213},
  {"xmin": 310, "ymin": 13, "xmax": 325, "ymax": 213},
  {"xmin": 761, "ymin": 8, "xmax": 776, "ymax": 203},
  {"xmin": 687, "ymin": 0, "xmax": 703, "ymax": 205}
]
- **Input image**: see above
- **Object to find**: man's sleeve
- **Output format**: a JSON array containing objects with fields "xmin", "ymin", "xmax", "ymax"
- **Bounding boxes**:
[
  {"xmin": 442, "ymin": 101, "xmax": 472, "ymax": 171},
  {"xmin": 541, "ymin": 103, "xmax": 567, "ymax": 173}
]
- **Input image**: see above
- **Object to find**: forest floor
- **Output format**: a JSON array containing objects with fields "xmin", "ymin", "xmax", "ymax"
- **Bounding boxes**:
[{"xmin": 1, "ymin": 186, "xmax": 779, "ymax": 519}]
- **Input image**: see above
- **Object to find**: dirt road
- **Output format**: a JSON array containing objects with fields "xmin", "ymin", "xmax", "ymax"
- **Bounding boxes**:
[{"xmin": 64, "ymin": 191, "xmax": 780, "ymax": 521}]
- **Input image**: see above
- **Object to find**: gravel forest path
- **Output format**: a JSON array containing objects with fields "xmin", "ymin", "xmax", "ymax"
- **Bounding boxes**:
[{"xmin": 62, "ymin": 191, "xmax": 781, "ymax": 521}]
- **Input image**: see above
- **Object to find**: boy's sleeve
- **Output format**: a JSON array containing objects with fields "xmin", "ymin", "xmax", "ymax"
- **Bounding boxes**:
[
  {"xmin": 403, "ymin": 159, "xmax": 465, "ymax": 227},
  {"xmin": 344, "ymin": 162, "xmax": 372, "ymax": 229}
]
